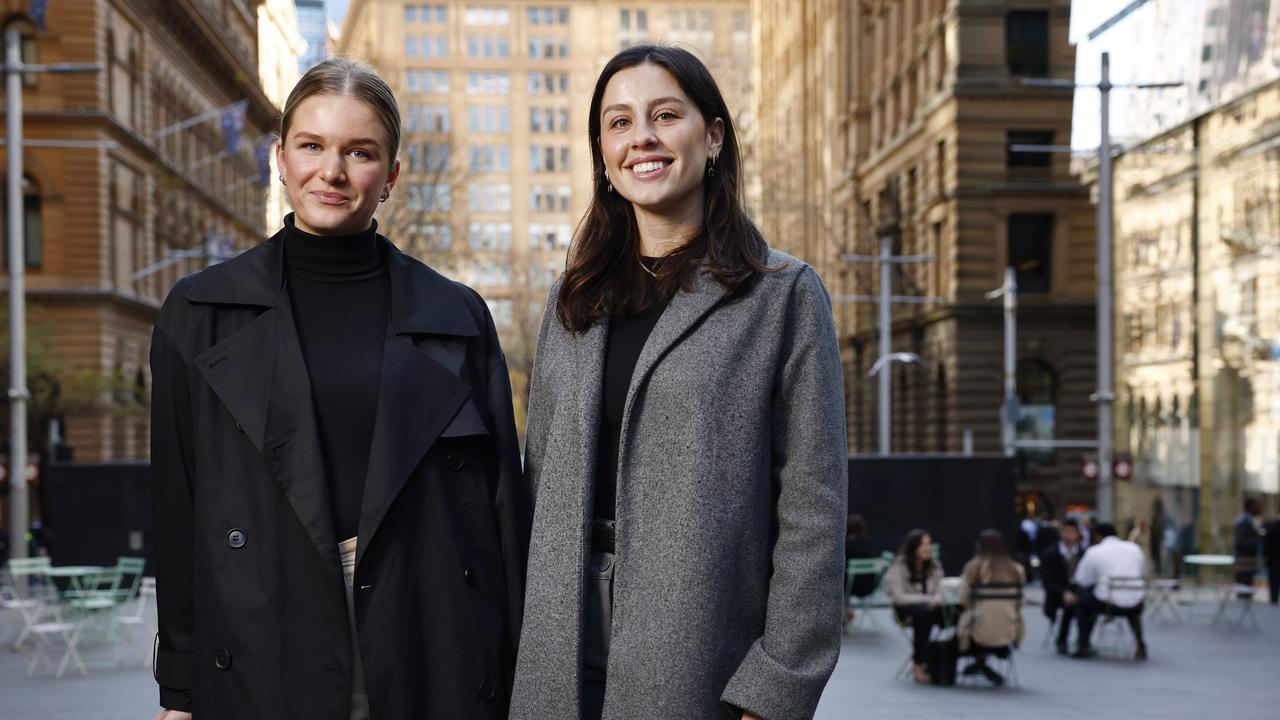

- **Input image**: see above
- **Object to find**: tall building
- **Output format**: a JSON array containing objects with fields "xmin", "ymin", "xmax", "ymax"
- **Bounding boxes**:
[
  {"xmin": 1100, "ymin": 2, "xmax": 1280, "ymax": 553},
  {"xmin": 0, "ymin": 0, "xmax": 277, "ymax": 461},
  {"xmin": 260, "ymin": 0, "xmax": 308, "ymax": 229},
  {"xmin": 296, "ymin": 0, "xmax": 329, "ymax": 72},
  {"xmin": 752, "ymin": 0, "xmax": 1098, "ymax": 510},
  {"xmin": 336, "ymin": 0, "xmax": 751, "ymax": 420}
]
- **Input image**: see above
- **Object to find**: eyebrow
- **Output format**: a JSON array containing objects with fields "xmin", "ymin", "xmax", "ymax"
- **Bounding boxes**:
[
  {"xmin": 292, "ymin": 131, "xmax": 383, "ymax": 147},
  {"xmin": 602, "ymin": 96, "xmax": 688, "ymax": 116}
]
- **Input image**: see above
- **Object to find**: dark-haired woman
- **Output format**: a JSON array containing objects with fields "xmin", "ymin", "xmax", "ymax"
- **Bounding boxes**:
[
  {"xmin": 150, "ymin": 58, "xmax": 530, "ymax": 719},
  {"xmin": 510, "ymin": 45, "xmax": 848, "ymax": 720},
  {"xmin": 885, "ymin": 529, "xmax": 944, "ymax": 684}
]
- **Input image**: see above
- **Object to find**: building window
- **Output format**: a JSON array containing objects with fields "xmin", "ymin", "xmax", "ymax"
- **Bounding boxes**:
[
  {"xmin": 527, "ymin": 37, "xmax": 569, "ymax": 59},
  {"xmin": 468, "ymin": 105, "xmax": 511, "ymax": 133},
  {"xmin": 1007, "ymin": 130, "xmax": 1053, "ymax": 168},
  {"xmin": 619, "ymin": 9, "xmax": 649, "ymax": 49},
  {"xmin": 405, "ymin": 143, "xmax": 450, "ymax": 173},
  {"xmin": 407, "ymin": 222, "xmax": 452, "ymax": 253},
  {"xmin": 407, "ymin": 69, "xmax": 450, "ymax": 94},
  {"xmin": 528, "ymin": 7, "xmax": 569, "ymax": 25},
  {"xmin": 530, "ymin": 184, "xmax": 571, "ymax": 212},
  {"xmin": 464, "ymin": 6, "xmax": 510, "ymax": 25},
  {"xmin": 0, "ymin": 175, "xmax": 43, "ymax": 269},
  {"xmin": 529, "ymin": 145, "xmax": 569, "ymax": 173},
  {"xmin": 669, "ymin": 9, "xmax": 714, "ymax": 54},
  {"xmin": 529, "ymin": 222, "xmax": 572, "ymax": 251},
  {"xmin": 408, "ymin": 183, "xmax": 451, "ymax": 211},
  {"xmin": 106, "ymin": 13, "xmax": 144, "ymax": 128},
  {"xmin": 467, "ymin": 71, "xmax": 511, "ymax": 95},
  {"xmin": 1006, "ymin": 10, "xmax": 1049, "ymax": 77},
  {"xmin": 468, "ymin": 182, "xmax": 512, "ymax": 211},
  {"xmin": 935, "ymin": 139, "xmax": 946, "ymax": 194},
  {"xmin": 469, "ymin": 222, "xmax": 512, "ymax": 251},
  {"xmin": 1008, "ymin": 213, "xmax": 1053, "ymax": 293},
  {"xmin": 406, "ymin": 104, "xmax": 450, "ymax": 132},
  {"xmin": 469, "ymin": 144, "xmax": 511, "ymax": 172},
  {"xmin": 528, "ymin": 72, "xmax": 569, "ymax": 95},
  {"xmin": 1016, "ymin": 359, "xmax": 1057, "ymax": 466},
  {"xmin": 530, "ymin": 107, "xmax": 569, "ymax": 133},
  {"xmin": 467, "ymin": 35, "xmax": 510, "ymax": 58}
]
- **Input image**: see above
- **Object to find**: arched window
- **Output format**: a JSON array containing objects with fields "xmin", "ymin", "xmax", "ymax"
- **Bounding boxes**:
[
  {"xmin": 1016, "ymin": 359, "xmax": 1057, "ymax": 467},
  {"xmin": 2, "ymin": 16, "xmax": 38, "ymax": 87},
  {"xmin": 0, "ymin": 174, "xmax": 43, "ymax": 268}
]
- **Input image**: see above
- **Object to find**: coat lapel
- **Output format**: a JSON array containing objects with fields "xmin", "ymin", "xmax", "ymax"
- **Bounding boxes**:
[
  {"xmin": 354, "ymin": 243, "xmax": 481, "ymax": 567},
  {"xmin": 191, "ymin": 239, "xmax": 341, "ymax": 579},
  {"xmin": 621, "ymin": 267, "xmax": 728, "ymax": 431}
]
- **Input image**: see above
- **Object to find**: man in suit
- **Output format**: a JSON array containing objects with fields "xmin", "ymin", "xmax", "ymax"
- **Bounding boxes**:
[
  {"xmin": 1039, "ymin": 519, "xmax": 1084, "ymax": 655},
  {"xmin": 1264, "ymin": 515, "xmax": 1280, "ymax": 605}
]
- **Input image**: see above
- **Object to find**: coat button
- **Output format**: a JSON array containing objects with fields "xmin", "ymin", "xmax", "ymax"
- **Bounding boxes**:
[
  {"xmin": 227, "ymin": 528, "xmax": 246, "ymax": 549},
  {"xmin": 477, "ymin": 680, "xmax": 495, "ymax": 700},
  {"xmin": 214, "ymin": 649, "xmax": 232, "ymax": 670},
  {"xmin": 235, "ymin": 421, "xmax": 245, "ymax": 434},
  {"xmin": 463, "ymin": 566, "xmax": 476, "ymax": 586},
  {"xmin": 447, "ymin": 452, "xmax": 464, "ymax": 471}
]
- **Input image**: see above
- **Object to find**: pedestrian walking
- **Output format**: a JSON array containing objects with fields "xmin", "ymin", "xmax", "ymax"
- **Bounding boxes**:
[
  {"xmin": 510, "ymin": 45, "xmax": 848, "ymax": 720},
  {"xmin": 150, "ymin": 58, "xmax": 530, "ymax": 719}
]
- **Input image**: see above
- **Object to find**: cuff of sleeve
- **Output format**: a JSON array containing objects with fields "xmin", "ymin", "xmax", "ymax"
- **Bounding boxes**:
[
  {"xmin": 159, "ymin": 686, "xmax": 192, "ymax": 712},
  {"xmin": 155, "ymin": 647, "xmax": 192, "ymax": 690},
  {"xmin": 721, "ymin": 640, "xmax": 830, "ymax": 720}
]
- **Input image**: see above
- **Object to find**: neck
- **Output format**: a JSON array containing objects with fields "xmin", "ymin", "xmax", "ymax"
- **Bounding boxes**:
[{"xmin": 632, "ymin": 192, "xmax": 704, "ymax": 257}]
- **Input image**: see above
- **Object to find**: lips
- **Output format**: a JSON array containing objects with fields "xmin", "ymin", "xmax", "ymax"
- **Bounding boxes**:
[
  {"xmin": 626, "ymin": 158, "xmax": 672, "ymax": 178},
  {"xmin": 310, "ymin": 191, "xmax": 349, "ymax": 206}
]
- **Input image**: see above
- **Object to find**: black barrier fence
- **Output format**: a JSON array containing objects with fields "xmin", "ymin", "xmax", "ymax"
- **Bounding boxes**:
[
  {"xmin": 848, "ymin": 455, "xmax": 1018, "ymax": 576},
  {"xmin": 41, "ymin": 462, "xmax": 153, "ymax": 574}
]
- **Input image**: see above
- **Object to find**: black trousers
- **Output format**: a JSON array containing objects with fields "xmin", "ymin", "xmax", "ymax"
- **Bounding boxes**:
[
  {"xmin": 582, "ymin": 551, "xmax": 615, "ymax": 720},
  {"xmin": 1053, "ymin": 605, "xmax": 1076, "ymax": 647},
  {"xmin": 1076, "ymin": 589, "xmax": 1144, "ymax": 650},
  {"xmin": 1268, "ymin": 563, "xmax": 1279, "ymax": 605},
  {"xmin": 895, "ymin": 604, "xmax": 942, "ymax": 664}
]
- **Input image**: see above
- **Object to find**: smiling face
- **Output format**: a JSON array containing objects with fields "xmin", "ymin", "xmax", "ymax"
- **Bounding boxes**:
[
  {"xmin": 597, "ymin": 62, "xmax": 723, "ymax": 232},
  {"xmin": 277, "ymin": 93, "xmax": 399, "ymax": 236},
  {"xmin": 916, "ymin": 535, "xmax": 933, "ymax": 564}
]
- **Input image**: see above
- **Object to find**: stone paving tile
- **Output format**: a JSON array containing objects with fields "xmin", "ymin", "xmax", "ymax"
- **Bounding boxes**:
[{"xmin": 2, "ymin": 591, "xmax": 1276, "ymax": 719}]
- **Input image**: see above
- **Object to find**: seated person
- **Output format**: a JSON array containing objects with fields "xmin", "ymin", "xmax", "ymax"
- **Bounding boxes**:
[
  {"xmin": 957, "ymin": 529, "xmax": 1025, "ymax": 686},
  {"xmin": 884, "ymin": 529, "xmax": 944, "ymax": 684},
  {"xmin": 1068, "ymin": 522, "xmax": 1148, "ymax": 660},
  {"xmin": 845, "ymin": 514, "xmax": 880, "ymax": 602},
  {"xmin": 1039, "ymin": 518, "xmax": 1085, "ymax": 654}
]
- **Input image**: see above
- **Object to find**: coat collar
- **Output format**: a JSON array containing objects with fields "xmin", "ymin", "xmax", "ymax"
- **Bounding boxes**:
[{"xmin": 185, "ymin": 228, "xmax": 480, "ymax": 338}]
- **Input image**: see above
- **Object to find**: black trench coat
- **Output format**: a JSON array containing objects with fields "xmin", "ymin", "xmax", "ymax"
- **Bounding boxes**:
[{"xmin": 150, "ymin": 230, "xmax": 530, "ymax": 719}]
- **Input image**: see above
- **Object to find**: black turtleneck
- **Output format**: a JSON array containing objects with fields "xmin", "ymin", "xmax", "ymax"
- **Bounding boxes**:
[
  {"xmin": 283, "ymin": 214, "xmax": 390, "ymax": 542},
  {"xmin": 593, "ymin": 263, "xmax": 670, "ymax": 522}
]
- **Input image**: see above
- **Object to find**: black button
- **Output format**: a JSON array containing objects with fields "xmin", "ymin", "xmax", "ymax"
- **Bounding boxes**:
[
  {"xmin": 447, "ymin": 452, "xmax": 464, "ymax": 471},
  {"xmin": 235, "ymin": 422, "xmax": 245, "ymax": 434},
  {"xmin": 214, "ymin": 649, "xmax": 232, "ymax": 670},
  {"xmin": 463, "ymin": 566, "xmax": 476, "ymax": 586},
  {"xmin": 227, "ymin": 528, "xmax": 246, "ymax": 549},
  {"xmin": 477, "ymin": 680, "xmax": 495, "ymax": 700}
]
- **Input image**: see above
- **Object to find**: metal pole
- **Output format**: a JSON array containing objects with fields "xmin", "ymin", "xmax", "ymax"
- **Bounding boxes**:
[
  {"xmin": 6, "ymin": 29, "xmax": 29, "ymax": 559},
  {"xmin": 879, "ymin": 234, "xmax": 892, "ymax": 455},
  {"xmin": 1097, "ymin": 52, "xmax": 1115, "ymax": 523},
  {"xmin": 1002, "ymin": 267, "xmax": 1018, "ymax": 457}
]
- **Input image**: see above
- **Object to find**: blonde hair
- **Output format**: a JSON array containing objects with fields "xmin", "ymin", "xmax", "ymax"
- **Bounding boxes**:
[{"xmin": 280, "ymin": 57, "xmax": 401, "ymax": 161}]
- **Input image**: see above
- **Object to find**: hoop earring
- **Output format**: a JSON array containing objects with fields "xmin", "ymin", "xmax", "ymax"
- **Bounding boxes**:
[
  {"xmin": 604, "ymin": 171, "xmax": 613, "ymax": 193},
  {"xmin": 706, "ymin": 156, "xmax": 717, "ymax": 177},
  {"xmin": 278, "ymin": 174, "xmax": 287, "ymax": 186}
]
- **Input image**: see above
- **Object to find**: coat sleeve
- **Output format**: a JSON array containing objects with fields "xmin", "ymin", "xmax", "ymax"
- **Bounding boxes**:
[
  {"xmin": 480, "ymin": 307, "xmax": 534, "ymax": 660},
  {"xmin": 721, "ymin": 267, "xmax": 848, "ymax": 720},
  {"xmin": 521, "ymin": 286, "xmax": 560, "ymax": 499},
  {"xmin": 150, "ymin": 317, "xmax": 196, "ymax": 711}
]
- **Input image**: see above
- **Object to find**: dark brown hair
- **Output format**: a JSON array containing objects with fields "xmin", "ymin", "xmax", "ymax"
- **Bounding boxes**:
[
  {"xmin": 281, "ymin": 57, "xmax": 401, "ymax": 162},
  {"xmin": 975, "ymin": 529, "xmax": 1009, "ymax": 560},
  {"xmin": 556, "ymin": 45, "xmax": 773, "ymax": 332},
  {"xmin": 898, "ymin": 528, "xmax": 935, "ymax": 582}
]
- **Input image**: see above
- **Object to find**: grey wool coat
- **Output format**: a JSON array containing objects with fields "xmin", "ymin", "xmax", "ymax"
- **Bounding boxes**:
[{"xmin": 511, "ymin": 249, "xmax": 849, "ymax": 720}]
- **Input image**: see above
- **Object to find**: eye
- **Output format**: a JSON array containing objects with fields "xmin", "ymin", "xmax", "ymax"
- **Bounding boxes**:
[
  {"xmin": 351, "ymin": 149, "xmax": 371, "ymax": 159},
  {"xmin": 302, "ymin": 142, "xmax": 321, "ymax": 151},
  {"xmin": 609, "ymin": 116, "xmax": 631, "ymax": 130},
  {"xmin": 655, "ymin": 110, "xmax": 678, "ymax": 121}
]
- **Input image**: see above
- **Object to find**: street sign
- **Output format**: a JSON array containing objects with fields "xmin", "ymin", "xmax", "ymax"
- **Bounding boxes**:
[
  {"xmin": 1113, "ymin": 453, "xmax": 1133, "ymax": 480},
  {"xmin": 1082, "ymin": 453, "xmax": 1100, "ymax": 480}
]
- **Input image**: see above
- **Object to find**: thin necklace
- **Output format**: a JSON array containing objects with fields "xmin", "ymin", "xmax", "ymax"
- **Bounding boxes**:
[{"xmin": 639, "ymin": 257, "xmax": 659, "ymax": 279}]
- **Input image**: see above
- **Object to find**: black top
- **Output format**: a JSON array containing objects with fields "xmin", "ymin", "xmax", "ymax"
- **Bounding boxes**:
[
  {"xmin": 593, "ymin": 263, "xmax": 669, "ymax": 522},
  {"xmin": 283, "ymin": 214, "xmax": 390, "ymax": 541}
]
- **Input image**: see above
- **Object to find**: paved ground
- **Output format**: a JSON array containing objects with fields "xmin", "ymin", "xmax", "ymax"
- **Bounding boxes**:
[{"xmin": 1, "ymin": 586, "xmax": 1275, "ymax": 719}]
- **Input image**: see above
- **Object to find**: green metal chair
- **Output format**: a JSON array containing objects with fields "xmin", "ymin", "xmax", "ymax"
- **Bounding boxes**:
[
  {"xmin": 4, "ymin": 557, "xmax": 56, "ymax": 650},
  {"xmin": 845, "ymin": 557, "xmax": 889, "ymax": 631}
]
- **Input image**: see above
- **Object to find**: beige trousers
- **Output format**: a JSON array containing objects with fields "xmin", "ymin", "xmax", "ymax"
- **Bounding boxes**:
[{"xmin": 339, "ymin": 537, "xmax": 370, "ymax": 720}]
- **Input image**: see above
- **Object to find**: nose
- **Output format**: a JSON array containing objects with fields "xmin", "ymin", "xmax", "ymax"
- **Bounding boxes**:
[
  {"xmin": 629, "ymin": 119, "xmax": 658, "ymax": 149},
  {"xmin": 318, "ymin": 150, "xmax": 346, "ymax": 183}
]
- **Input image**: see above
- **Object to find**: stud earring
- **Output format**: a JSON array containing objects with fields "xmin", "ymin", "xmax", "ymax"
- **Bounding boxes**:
[{"xmin": 380, "ymin": 191, "xmax": 390, "ymax": 202}]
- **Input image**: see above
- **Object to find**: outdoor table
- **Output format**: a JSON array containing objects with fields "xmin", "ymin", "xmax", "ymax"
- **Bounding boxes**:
[
  {"xmin": 1183, "ymin": 554, "xmax": 1235, "ymax": 625},
  {"xmin": 42, "ymin": 566, "xmax": 107, "ymax": 599}
]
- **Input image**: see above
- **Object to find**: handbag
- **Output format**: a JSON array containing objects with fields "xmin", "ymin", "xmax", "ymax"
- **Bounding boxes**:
[{"xmin": 927, "ymin": 631, "xmax": 958, "ymax": 686}]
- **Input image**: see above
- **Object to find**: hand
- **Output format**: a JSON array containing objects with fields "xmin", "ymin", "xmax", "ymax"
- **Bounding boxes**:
[
  {"xmin": 1063, "ymin": 591, "xmax": 1077, "ymax": 606},
  {"xmin": 743, "ymin": 714, "xmax": 764, "ymax": 720},
  {"xmin": 154, "ymin": 711, "xmax": 192, "ymax": 720}
]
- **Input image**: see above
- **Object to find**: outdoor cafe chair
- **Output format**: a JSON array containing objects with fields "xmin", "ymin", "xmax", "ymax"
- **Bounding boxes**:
[
  {"xmin": 956, "ymin": 582, "xmax": 1023, "ymax": 688},
  {"xmin": 4, "ymin": 557, "xmax": 57, "ymax": 650},
  {"xmin": 26, "ymin": 604, "xmax": 86, "ymax": 678},
  {"xmin": 1144, "ymin": 578, "xmax": 1183, "ymax": 625},
  {"xmin": 117, "ymin": 576, "xmax": 156, "ymax": 667},
  {"xmin": 845, "ymin": 557, "xmax": 888, "ymax": 632},
  {"xmin": 1093, "ymin": 576, "xmax": 1146, "ymax": 656}
]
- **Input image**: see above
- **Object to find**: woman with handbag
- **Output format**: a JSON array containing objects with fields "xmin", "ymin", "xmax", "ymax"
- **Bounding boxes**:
[
  {"xmin": 510, "ymin": 45, "xmax": 848, "ymax": 720},
  {"xmin": 151, "ymin": 58, "xmax": 530, "ymax": 719}
]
